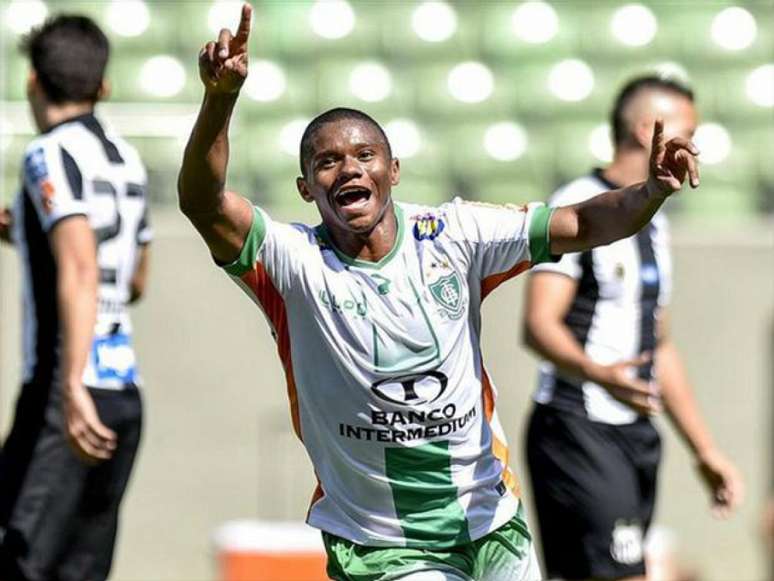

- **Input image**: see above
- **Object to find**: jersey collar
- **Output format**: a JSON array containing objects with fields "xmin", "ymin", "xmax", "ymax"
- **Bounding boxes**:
[{"xmin": 592, "ymin": 167, "xmax": 622, "ymax": 190}]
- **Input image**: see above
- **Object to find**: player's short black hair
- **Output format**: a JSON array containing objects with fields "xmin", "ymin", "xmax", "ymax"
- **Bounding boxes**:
[
  {"xmin": 299, "ymin": 108, "xmax": 392, "ymax": 176},
  {"xmin": 611, "ymin": 75, "xmax": 694, "ymax": 146},
  {"xmin": 20, "ymin": 15, "xmax": 110, "ymax": 104}
]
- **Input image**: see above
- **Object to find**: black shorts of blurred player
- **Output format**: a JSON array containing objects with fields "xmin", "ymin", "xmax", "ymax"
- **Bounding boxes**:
[{"xmin": 526, "ymin": 403, "xmax": 661, "ymax": 580}]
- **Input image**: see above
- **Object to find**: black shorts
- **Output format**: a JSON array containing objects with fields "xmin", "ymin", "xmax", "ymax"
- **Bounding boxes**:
[
  {"xmin": 526, "ymin": 403, "xmax": 661, "ymax": 580},
  {"xmin": 0, "ymin": 380, "xmax": 142, "ymax": 581}
]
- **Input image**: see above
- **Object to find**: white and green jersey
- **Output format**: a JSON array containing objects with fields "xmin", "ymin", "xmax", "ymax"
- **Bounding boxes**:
[{"xmin": 223, "ymin": 198, "xmax": 555, "ymax": 548}]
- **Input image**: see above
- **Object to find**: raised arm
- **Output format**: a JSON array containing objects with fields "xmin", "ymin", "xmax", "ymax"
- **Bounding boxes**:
[
  {"xmin": 178, "ymin": 2, "xmax": 254, "ymax": 264},
  {"xmin": 549, "ymin": 120, "xmax": 699, "ymax": 254}
]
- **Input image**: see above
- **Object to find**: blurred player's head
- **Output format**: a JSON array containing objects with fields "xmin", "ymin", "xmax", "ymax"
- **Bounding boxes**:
[
  {"xmin": 20, "ymin": 15, "xmax": 110, "ymax": 130},
  {"xmin": 611, "ymin": 75, "xmax": 697, "ymax": 154},
  {"xmin": 296, "ymin": 108, "xmax": 400, "ymax": 236}
]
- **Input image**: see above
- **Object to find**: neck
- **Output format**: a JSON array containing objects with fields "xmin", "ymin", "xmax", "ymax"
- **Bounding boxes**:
[
  {"xmin": 328, "ymin": 204, "xmax": 399, "ymax": 264},
  {"xmin": 37, "ymin": 102, "xmax": 94, "ymax": 132},
  {"xmin": 602, "ymin": 147, "xmax": 649, "ymax": 188}
]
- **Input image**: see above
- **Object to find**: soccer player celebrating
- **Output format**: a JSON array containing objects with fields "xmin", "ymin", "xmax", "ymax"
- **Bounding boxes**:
[
  {"xmin": 0, "ymin": 15, "xmax": 151, "ymax": 581},
  {"xmin": 523, "ymin": 76, "xmax": 743, "ymax": 581},
  {"xmin": 180, "ymin": 5, "xmax": 700, "ymax": 579}
]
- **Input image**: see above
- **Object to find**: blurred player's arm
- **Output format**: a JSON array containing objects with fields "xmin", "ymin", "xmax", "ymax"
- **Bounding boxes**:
[
  {"xmin": 51, "ymin": 217, "xmax": 117, "ymax": 461},
  {"xmin": 523, "ymin": 271, "xmax": 659, "ymax": 415},
  {"xmin": 178, "ymin": 3, "xmax": 253, "ymax": 265},
  {"xmin": 656, "ymin": 310, "xmax": 744, "ymax": 517},
  {"xmin": 549, "ymin": 120, "xmax": 699, "ymax": 254},
  {"xmin": 129, "ymin": 243, "xmax": 150, "ymax": 304},
  {"xmin": 0, "ymin": 207, "xmax": 13, "ymax": 244}
]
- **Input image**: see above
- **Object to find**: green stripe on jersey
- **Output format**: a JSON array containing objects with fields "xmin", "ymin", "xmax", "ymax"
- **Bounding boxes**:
[
  {"xmin": 223, "ymin": 206, "xmax": 267, "ymax": 277},
  {"xmin": 527, "ymin": 205, "xmax": 555, "ymax": 264},
  {"xmin": 385, "ymin": 441, "xmax": 470, "ymax": 547}
]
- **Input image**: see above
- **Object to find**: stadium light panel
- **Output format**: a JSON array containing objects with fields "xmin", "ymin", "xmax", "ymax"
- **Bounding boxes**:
[
  {"xmin": 548, "ymin": 59, "xmax": 594, "ymax": 102},
  {"xmin": 745, "ymin": 64, "xmax": 774, "ymax": 108},
  {"xmin": 411, "ymin": 1, "xmax": 458, "ymax": 43},
  {"xmin": 511, "ymin": 1, "xmax": 559, "ymax": 45},
  {"xmin": 106, "ymin": 0, "xmax": 150, "ymax": 38},
  {"xmin": 349, "ymin": 63, "xmax": 393, "ymax": 103},
  {"xmin": 711, "ymin": 7, "xmax": 757, "ymax": 51},
  {"xmin": 244, "ymin": 61, "xmax": 287, "ymax": 102},
  {"xmin": 385, "ymin": 119, "xmax": 422, "ymax": 159},
  {"xmin": 4, "ymin": 0, "xmax": 47, "ymax": 35},
  {"xmin": 279, "ymin": 119, "xmax": 309, "ymax": 157},
  {"xmin": 139, "ymin": 56, "xmax": 187, "ymax": 98},
  {"xmin": 448, "ymin": 62, "xmax": 494, "ymax": 104},
  {"xmin": 588, "ymin": 124, "xmax": 613, "ymax": 163},
  {"xmin": 484, "ymin": 122, "xmax": 528, "ymax": 162},
  {"xmin": 694, "ymin": 123, "xmax": 732, "ymax": 165},
  {"xmin": 309, "ymin": 0, "xmax": 355, "ymax": 40},
  {"xmin": 208, "ymin": 0, "xmax": 244, "ymax": 36},
  {"xmin": 611, "ymin": 4, "xmax": 657, "ymax": 47}
]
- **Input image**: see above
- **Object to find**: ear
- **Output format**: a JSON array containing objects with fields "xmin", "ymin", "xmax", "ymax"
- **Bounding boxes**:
[
  {"xmin": 97, "ymin": 79, "xmax": 112, "ymax": 101},
  {"xmin": 26, "ymin": 70, "xmax": 38, "ymax": 96},
  {"xmin": 296, "ymin": 176, "xmax": 314, "ymax": 203},
  {"xmin": 390, "ymin": 158, "xmax": 400, "ymax": 187}
]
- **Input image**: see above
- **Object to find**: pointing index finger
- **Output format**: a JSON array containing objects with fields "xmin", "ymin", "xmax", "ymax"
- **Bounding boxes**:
[{"xmin": 234, "ymin": 3, "xmax": 253, "ymax": 49}]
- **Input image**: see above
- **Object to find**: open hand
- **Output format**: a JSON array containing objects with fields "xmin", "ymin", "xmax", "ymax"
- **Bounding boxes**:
[
  {"xmin": 198, "ymin": 3, "xmax": 252, "ymax": 95},
  {"xmin": 63, "ymin": 383, "xmax": 117, "ymax": 462},
  {"xmin": 588, "ymin": 352, "xmax": 662, "ymax": 415},
  {"xmin": 696, "ymin": 448, "xmax": 744, "ymax": 518},
  {"xmin": 647, "ymin": 118, "xmax": 700, "ymax": 198}
]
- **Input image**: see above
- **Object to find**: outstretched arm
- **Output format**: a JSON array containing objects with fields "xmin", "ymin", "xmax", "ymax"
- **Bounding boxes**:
[
  {"xmin": 178, "ymin": 2, "xmax": 254, "ymax": 264},
  {"xmin": 549, "ymin": 120, "xmax": 699, "ymax": 254},
  {"xmin": 656, "ymin": 312, "xmax": 744, "ymax": 517}
]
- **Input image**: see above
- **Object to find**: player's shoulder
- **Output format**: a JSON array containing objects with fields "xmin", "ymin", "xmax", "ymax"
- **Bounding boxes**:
[{"xmin": 548, "ymin": 174, "xmax": 608, "ymax": 207}]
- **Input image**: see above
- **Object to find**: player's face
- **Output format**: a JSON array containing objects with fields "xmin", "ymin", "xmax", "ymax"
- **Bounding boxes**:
[
  {"xmin": 658, "ymin": 94, "xmax": 698, "ymax": 142},
  {"xmin": 297, "ymin": 120, "xmax": 400, "ymax": 235}
]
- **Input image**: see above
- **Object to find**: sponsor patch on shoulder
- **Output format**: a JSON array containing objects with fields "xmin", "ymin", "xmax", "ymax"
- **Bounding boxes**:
[
  {"xmin": 24, "ymin": 147, "xmax": 55, "ymax": 213},
  {"xmin": 412, "ymin": 213, "xmax": 445, "ymax": 241}
]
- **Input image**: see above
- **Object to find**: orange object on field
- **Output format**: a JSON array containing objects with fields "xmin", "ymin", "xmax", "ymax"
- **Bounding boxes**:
[{"xmin": 214, "ymin": 521, "xmax": 328, "ymax": 581}]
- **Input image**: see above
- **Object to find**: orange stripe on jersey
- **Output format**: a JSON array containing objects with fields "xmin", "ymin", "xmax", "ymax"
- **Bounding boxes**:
[
  {"xmin": 241, "ymin": 263, "xmax": 301, "ymax": 440},
  {"xmin": 480, "ymin": 260, "xmax": 531, "ymax": 301},
  {"xmin": 481, "ymin": 366, "xmax": 520, "ymax": 497}
]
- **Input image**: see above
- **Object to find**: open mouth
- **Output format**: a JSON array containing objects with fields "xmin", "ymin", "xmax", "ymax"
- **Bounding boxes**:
[{"xmin": 334, "ymin": 187, "xmax": 372, "ymax": 208}]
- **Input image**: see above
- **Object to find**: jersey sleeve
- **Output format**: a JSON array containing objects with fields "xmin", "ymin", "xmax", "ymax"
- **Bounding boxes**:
[
  {"xmin": 442, "ymin": 198, "xmax": 556, "ymax": 286},
  {"xmin": 221, "ymin": 205, "xmax": 308, "ymax": 298},
  {"xmin": 22, "ymin": 139, "xmax": 88, "ymax": 231}
]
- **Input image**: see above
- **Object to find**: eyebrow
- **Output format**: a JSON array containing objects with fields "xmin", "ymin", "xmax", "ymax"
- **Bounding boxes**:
[{"xmin": 312, "ymin": 142, "xmax": 381, "ymax": 162}]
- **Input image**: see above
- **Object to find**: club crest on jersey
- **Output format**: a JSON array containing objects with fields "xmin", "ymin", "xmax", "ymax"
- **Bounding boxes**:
[
  {"xmin": 412, "ymin": 213, "xmax": 445, "ymax": 241},
  {"xmin": 428, "ymin": 272, "xmax": 463, "ymax": 318},
  {"xmin": 24, "ymin": 147, "xmax": 55, "ymax": 213}
]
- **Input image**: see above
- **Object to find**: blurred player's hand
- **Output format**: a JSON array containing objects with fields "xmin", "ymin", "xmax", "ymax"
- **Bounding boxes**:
[
  {"xmin": 198, "ymin": 3, "xmax": 252, "ymax": 95},
  {"xmin": 0, "ymin": 207, "xmax": 12, "ymax": 244},
  {"xmin": 696, "ymin": 448, "xmax": 744, "ymax": 518},
  {"xmin": 63, "ymin": 382, "xmax": 117, "ymax": 462},
  {"xmin": 647, "ymin": 118, "xmax": 700, "ymax": 198},
  {"xmin": 588, "ymin": 352, "xmax": 662, "ymax": 415}
]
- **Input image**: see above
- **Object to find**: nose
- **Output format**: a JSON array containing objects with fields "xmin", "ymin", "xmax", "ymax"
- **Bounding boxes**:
[{"xmin": 339, "ymin": 154, "xmax": 363, "ymax": 179}]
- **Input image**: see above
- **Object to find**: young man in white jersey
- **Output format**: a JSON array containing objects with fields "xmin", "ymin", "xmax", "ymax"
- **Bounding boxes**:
[
  {"xmin": 0, "ymin": 15, "xmax": 151, "ymax": 581},
  {"xmin": 523, "ymin": 76, "xmax": 743, "ymax": 581},
  {"xmin": 179, "ymin": 6, "xmax": 700, "ymax": 579}
]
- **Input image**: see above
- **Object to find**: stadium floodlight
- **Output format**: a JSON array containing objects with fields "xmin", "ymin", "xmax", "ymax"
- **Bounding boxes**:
[
  {"xmin": 349, "ymin": 63, "xmax": 393, "ymax": 103},
  {"xmin": 511, "ymin": 1, "xmax": 559, "ymax": 45},
  {"xmin": 694, "ymin": 123, "xmax": 732, "ymax": 165},
  {"xmin": 106, "ymin": 0, "xmax": 150, "ymax": 38},
  {"xmin": 244, "ymin": 61, "xmax": 287, "ymax": 102},
  {"xmin": 651, "ymin": 62, "xmax": 691, "ymax": 84},
  {"xmin": 139, "ymin": 55, "xmax": 187, "ymax": 98},
  {"xmin": 4, "ymin": 0, "xmax": 47, "ymax": 35},
  {"xmin": 385, "ymin": 119, "xmax": 422, "ymax": 158},
  {"xmin": 745, "ymin": 64, "xmax": 774, "ymax": 107},
  {"xmin": 207, "ymin": 0, "xmax": 244, "ymax": 36},
  {"xmin": 411, "ymin": 1, "xmax": 458, "ymax": 43},
  {"xmin": 448, "ymin": 62, "xmax": 494, "ymax": 104},
  {"xmin": 711, "ymin": 7, "xmax": 757, "ymax": 51},
  {"xmin": 548, "ymin": 59, "xmax": 594, "ymax": 102},
  {"xmin": 611, "ymin": 4, "xmax": 657, "ymax": 47},
  {"xmin": 279, "ymin": 119, "xmax": 310, "ymax": 157},
  {"xmin": 588, "ymin": 124, "xmax": 613, "ymax": 163},
  {"xmin": 484, "ymin": 122, "xmax": 528, "ymax": 162},
  {"xmin": 309, "ymin": 0, "xmax": 356, "ymax": 40}
]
